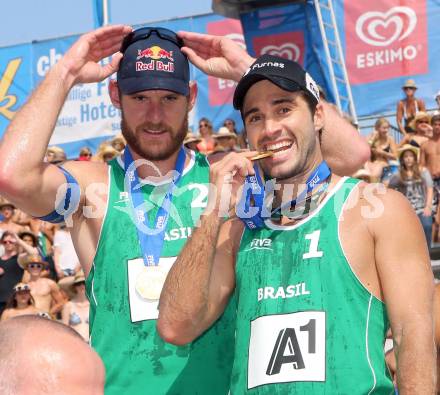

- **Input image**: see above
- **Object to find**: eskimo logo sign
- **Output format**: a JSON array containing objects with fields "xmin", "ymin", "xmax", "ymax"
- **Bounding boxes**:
[
  {"xmin": 355, "ymin": 6, "xmax": 417, "ymax": 47},
  {"xmin": 248, "ymin": 311, "xmax": 325, "ymax": 389},
  {"xmin": 345, "ymin": 1, "xmax": 427, "ymax": 84},
  {"xmin": 260, "ymin": 43, "xmax": 301, "ymax": 62}
]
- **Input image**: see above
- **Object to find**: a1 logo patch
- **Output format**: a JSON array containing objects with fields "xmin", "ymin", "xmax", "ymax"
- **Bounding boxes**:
[{"xmin": 248, "ymin": 311, "xmax": 326, "ymax": 389}]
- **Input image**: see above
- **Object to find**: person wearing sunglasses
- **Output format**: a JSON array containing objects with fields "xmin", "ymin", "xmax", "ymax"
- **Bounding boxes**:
[
  {"xmin": 196, "ymin": 117, "xmax": 216, "ymax": 154},
  {"xmin": 18, "ymin": 254, "xmax": 64, "ymax": 318},
  {"xmin": 0, "ymin": 231, "xmax": 23, "ymax": 316},
  {"xmin": 1, "ymin": 282, "xmax": 39, "ymax": 321},
  {"xmin": 398, "ymin": 111, "xmax": 432, "ymax": 151},
  {"xmin": 0, "ymin": 24, "xmax": 237, "ymax": 395}
]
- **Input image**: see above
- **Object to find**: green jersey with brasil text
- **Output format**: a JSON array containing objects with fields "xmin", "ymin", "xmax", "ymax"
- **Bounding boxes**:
[
  {"xmin": 231, "ymin": 177, "xmax": 394, "ymax": 394},
  {"xmin": 86, "ymin": 150, "xmax": 235, "ymax": 395}
]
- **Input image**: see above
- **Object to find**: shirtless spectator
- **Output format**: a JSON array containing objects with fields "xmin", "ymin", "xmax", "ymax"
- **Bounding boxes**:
[
  {"xmin": 53, "ymin": 224, "xmax": 80, "ymax": 279},
  {"xmin": 19, "ymin": 254, "xmax": 64, "ymax": 316},
  {"xmin": 1, "ymin": 283, "xmax": 39, "ymax": 321},
  {"xmin": 421, "ymin": 114, "xmax": 440, "ymax": 240},
  {"xmin": 396, "ymin": 79, "xmax": 426, "ymax": 135},
  {"xmin": 0, "ymin": 315, "xmax": 105, "ymax": 395},
  {"xmin": 61, "ymin": 271, "xmax": 90, "ymax": 341},
  {"xmin": 0, "ymin": 200, "xmax": 23, "ymax": 235},
  {"xmin": 0, "ymin": 232, "xmax": 23, "ymax": 315}
]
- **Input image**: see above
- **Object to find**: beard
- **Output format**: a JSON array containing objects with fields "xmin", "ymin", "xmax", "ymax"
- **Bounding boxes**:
[{"xmin": 120, "ymin": 114, "xmax": 188, "ymax": 161}]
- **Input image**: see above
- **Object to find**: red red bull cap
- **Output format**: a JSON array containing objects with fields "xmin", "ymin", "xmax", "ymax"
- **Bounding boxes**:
[{"xmin": 117, "ymin": 27, "xmax": 190, "ymax": 96}]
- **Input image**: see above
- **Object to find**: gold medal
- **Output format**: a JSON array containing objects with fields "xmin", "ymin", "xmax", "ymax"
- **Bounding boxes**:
[
  {"xmin": 250, "ymin": 151, "xmax": 274, "ymax": 161},
  {"xmin": 135, "ymin": 266, "xmax": 167, "ymax": 301}
]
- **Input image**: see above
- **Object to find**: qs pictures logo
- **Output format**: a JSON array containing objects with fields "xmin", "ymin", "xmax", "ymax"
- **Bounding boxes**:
[
  {"xmin": 355, "ymin": 6, "xmax": 417, "ymax": 47},
  {"xmin": 0, "ymin": 58, "xmax": 22, "ymax": 120}
]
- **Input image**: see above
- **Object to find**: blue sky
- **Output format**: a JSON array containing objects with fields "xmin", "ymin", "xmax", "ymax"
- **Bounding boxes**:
[{"xmin": 0, "ymin": 0, "xmax": 212, "ymax": 47}]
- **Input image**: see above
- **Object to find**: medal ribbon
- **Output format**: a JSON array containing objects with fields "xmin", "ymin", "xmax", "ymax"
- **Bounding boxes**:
[
  {"xmin": 124, "ymin": 147, "xmax": 186, "ymax": 266},
  {"xmin": 239, "ymin": 161, "xmax": 331, "ymax": 229}
]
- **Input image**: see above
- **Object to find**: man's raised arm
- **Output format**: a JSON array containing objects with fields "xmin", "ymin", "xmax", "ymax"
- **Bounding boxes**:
[
  {"xmin": 0, "ymin": 25, "xmax": 131, "ymax": 217},
  {"xmin": 178, "ymin": 31, "xmax": 369, "ymax": 175}
]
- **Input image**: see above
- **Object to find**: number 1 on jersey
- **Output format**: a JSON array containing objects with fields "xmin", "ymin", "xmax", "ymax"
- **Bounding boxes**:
[{"xmin": 302, "ymin": 230, "xmax": 323, "ymax": 259}]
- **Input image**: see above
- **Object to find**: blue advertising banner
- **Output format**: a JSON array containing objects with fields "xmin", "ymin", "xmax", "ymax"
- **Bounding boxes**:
[
  {"xmin": 240, "ymin": 3, "xmax": 336, "ymax": 107},
  {"xmin": 0, "ymin": 43, "xmax": 32, "ymax": 135}
]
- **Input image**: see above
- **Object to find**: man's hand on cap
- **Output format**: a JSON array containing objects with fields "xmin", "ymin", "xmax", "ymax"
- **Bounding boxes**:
[
  {"xmin": 57, "ymin": 25, "xmax": 133, "ymax": 86},
  {"xmin": 178, "ymin": 31, "xmax": 254, "ymax": 83}
]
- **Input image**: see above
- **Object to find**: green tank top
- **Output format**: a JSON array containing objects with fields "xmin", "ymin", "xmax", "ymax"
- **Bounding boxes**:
[
  {"xmin": 232, "ymin": 177, "xmax": 393, "ymax": 394},
  {"xmin": 86, "ymin": 151, "xmax": 235, "ymax": 395}
]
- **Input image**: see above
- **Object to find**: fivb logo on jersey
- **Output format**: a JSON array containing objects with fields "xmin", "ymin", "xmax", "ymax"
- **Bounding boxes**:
[
  {"xmin": 253, "ymin": 31, "xmax": 304, "ymax": 65},
  {"xmin": 345, "ymin": 0, "xmax": 427, "ymax": 84}
]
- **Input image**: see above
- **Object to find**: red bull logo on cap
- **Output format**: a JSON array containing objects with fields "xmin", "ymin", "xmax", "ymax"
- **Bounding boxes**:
[
  {"xmin": 137, "ymin": 45, "xmax": 174, "ymax": 61},
  {"xmin": 136, "ymin": 45, "xmax": 175, "ymax": 73}
]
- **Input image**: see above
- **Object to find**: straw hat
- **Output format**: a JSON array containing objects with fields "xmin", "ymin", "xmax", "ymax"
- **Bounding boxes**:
[
  {"xmin": 0, "ymin": 197, "xmax": 15, "ymax": 210},
  {"xmin": 18, "ymin": 254, "xmax": 48, "ymax": 270},
  {"xmin": 409, "ymin": 111, "xmax": 431, "ymax": 131},
  {"xmin": 183, "ymin": 132, "xmax": 202, "ymax": 146},
  {"xmin": 214, "ymin": 127, "xmax": 237, "ymax": 139},
  {"xmin": 397, "ymin": 144, "xmax": 420, "ymax": 161},
  {"xmin": 402, "ymin": 79, "xmax": 417, "ymax": 89},
  {"xmin": 110, "ymin": 134, "xmax": 126, "ymax": 151},
  {"xmin": 352, "ymin": 168, "xmax": 371, "ymax": 181},
  {"xmin": 96, "ymin": 144, "xmax": 119, "ymax": 162},
  {"xmin": 46, "ymin": 146, "xmax": 67, "ymax": 164},
  {"xmin": 59, "ymin": 270, "xmax": 86, "ymax": 297}
]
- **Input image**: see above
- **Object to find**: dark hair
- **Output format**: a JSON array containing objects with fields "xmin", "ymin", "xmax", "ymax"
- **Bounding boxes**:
[
  {"xmin": 1, "ymin": 231, "xmax": 14, "ymax": 242},
  {"xmin": 18, "ymin": 232, "xmax": 37, "ymax": 247},
  {"xmin": 5, "ymin": 289, "xmax": 35, "ymax": 309},
  {"xmin": 399, "ymin": 149, "xmax": 421, "ymax": 181},
  {"xmin": 431, "ymin": 114, "xmax": 440, "ymax": 125}
]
